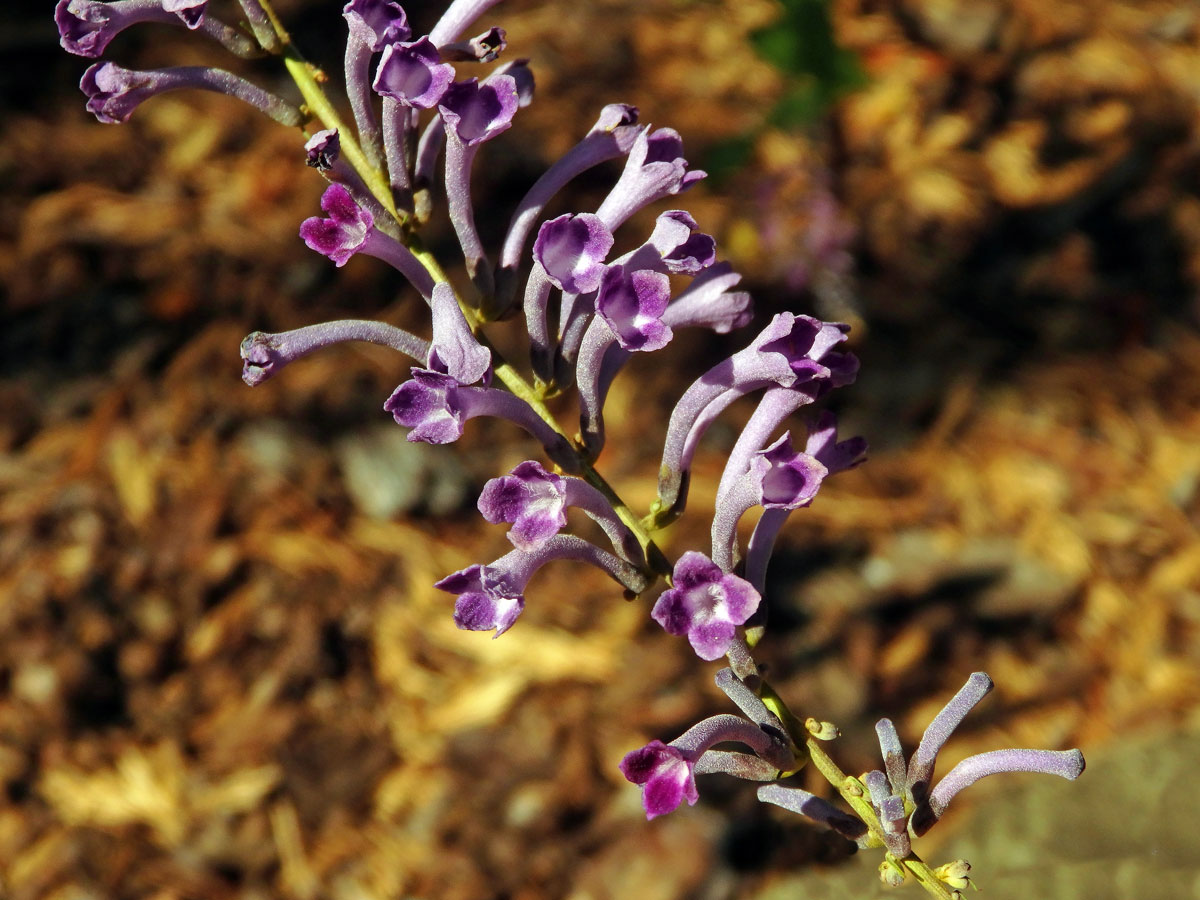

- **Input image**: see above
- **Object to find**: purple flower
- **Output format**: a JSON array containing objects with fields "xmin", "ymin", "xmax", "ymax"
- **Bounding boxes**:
[
  {"xmin": 437, "ymin": 535, "xmax": 649, "ymax": 636},
  {"xmin": 305, "ymin": 128, "xmax": 341, "ymax": 171},
  {"xmin": 477, "ymin": 461, "xmax": 567, "ymax": 551},
  {"xmin": 805, "ymin": 410, "xmax": 868, "ymax": 475},
  {"xmin": 532, "ymin": 214, "xmax": 613, "ymax": 295},
  {"xmin": 161, "ymin": 0, "xmax": 205, "ymax": 27},
  {"xmin": 299, "ymin": 184, "xmax": 374, "ymax": 266},
  {"xmin": 652, "ymin": 551, "xmax": 760, "ymax": 660},
  {"xmin": 660, "ymin": 263, "xmax": 752, "ymax": 335},
  {"xmin": 384, "ymin": 368, "xmax": 578, "ymax": 468},
  {"xmin": 383, "ymin": 368, "xmax": 469, "ymax": 444},
  {"xmin": 749, "ymin": 433, "xmax": 828, "ymax": 509},
  {"xmin": 240, "ymin": 320, "xmax": 429, "ymax": 387},
  {"xmin": 343, "ymin": 0, "xmax": 409, "ymax": 52},
  {"xmin": 645, "ymin": 210, "xmax": 716, "ymax": 274},
  {"xmin": 438, "ymin": 26, "xmax": 507, "ymax": 62},
  {"xmin": 373, "ymin": 37, "xmax": 455, "ymax": 109},
  {"xmin": 619, "ymin": 740, "xmax": 699, "ymax": 820},
  {"xmin": 56, "ymin": 0, "xmax": 207, "ymax": 57},
  {"xmin": 437, "ymin": 562, "xmax": 526, "ymax": 636},
  {"xmin": 80, "ymin": 62, "xmax": 303, "ymax": 126},
  {"xmin": 595, "ymin": 265, "xmax": 672, "ymax": 352},
  {"xmin": 596, "ymin": 127, "xmax": 706, "ymax": 232},
  {"xmin": 439, "ymin": 75, "xmax": 519, "ymax": 146},
  {"xmin": 428, "ymin": 282, "xmax": 491, "ymax": 384}
]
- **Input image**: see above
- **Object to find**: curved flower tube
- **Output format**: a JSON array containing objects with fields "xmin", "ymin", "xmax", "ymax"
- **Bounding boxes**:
[{"xmin": 57, "ymin": 0, "xmax": 255, "ymax": 58}]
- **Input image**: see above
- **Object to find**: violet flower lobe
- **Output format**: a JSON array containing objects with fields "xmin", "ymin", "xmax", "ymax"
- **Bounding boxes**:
[
  {"xmin": 384, "ymin": 368, "xmax": 576, "ymax": 470},
  {"xmin": 478, "ymin": 460, "xmax": 643, "ymax": 562},
  {"xmin": 428, "ymin": 282, "xmax": 491, "ymax": 384},
  {"xmin": 651, "ymin": 551, "xmax": 760, "ymax": 661},
  {"xmin": 596, "ymin": 127, "xmax": 705, "ymax": 232},
  {"xmin": 57, "ymin": 0, "xmax": 253, "ymax": 58},
  {"xmin": 300, "ymin": 184, "xmax": 434, "ymax": 298},
  {"xmin": 622, "ymin": 711, "xmax": 793, "ymax": 820},
  {"xmin": 374, "ymin": 37, "xmax": 456, "ymax": 109},
  {"xmin": 437, "ymin": 534, "xmax": 648, "ymax": 636}
]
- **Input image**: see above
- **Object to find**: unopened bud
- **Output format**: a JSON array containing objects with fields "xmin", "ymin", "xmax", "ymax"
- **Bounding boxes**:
[
  {"xmin": 935, "ymin": 859, "xmax": 972, "ymax": 891},
  {"xmin": 805, "ymin": 717, "xmax": 840, "ymax": 740},
  {"xmin": 878, "ymin": 858, "xmax": 906, "ymax": 888}
]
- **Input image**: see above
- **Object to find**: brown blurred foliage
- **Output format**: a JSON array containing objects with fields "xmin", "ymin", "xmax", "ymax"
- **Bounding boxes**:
[{"xmin": 2, "ymin": 1, "xmax": 1199, "ymax": 898}]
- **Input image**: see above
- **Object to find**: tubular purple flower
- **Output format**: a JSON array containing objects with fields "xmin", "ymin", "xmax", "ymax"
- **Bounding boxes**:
[
  {"xmin": 524, "ymin": 213, "xmax": 613, "ymax": 378},
  {"xmin": 428, "ymin": 0, "xmax": 504, "ymax": 46},
  {"xmin": 342, "ymin": 0, "xmax": 409, "ymax": 170},
  {"xmin": 756, "ymin": 785, "xmax": 869, "ymax": 843},
  {"xmin": 416, "ymin": 59, "xmax": 534, "ymax": 225},
  {"xmin": 299, "ymin": 184, "xmax": 434, "ymax": 298},
  {"xmin": 428, "ymin": 282, "xmax": 491, "ymax": 384},
  {"xmin": 651, "ymin": 551, "xmax": 760, "ymax": 661},
  {"xmin": 907, "ymin": 672, "xmax": 994, "ymax": 805},
  {"xmin": 440, "ymin": 75, "xmax": 520, "ymax": 296},
  {"xmin": 742, "ymin": 413, "xmax": 865, "ymax": 591},
  {"xmin": 659, "ymin": 262, "xmax": 752, "ymax": 335},
  {"xmin": 384, "ymin": 368, "xmax": 576, "ymax": 469},
  {"xmin": 533, "ymin": 214, "xmax": 613, "ymax": 295},
  {"xmin": 616, "ymin": 210, "xmax": 716, "ymax": 276},
  {"xmin": 374, "ymin": 37, "xmax": 456, "ymax": 206},
  {"xmin": 495, "ymin": 104, "xmax": 640, "ymax": 306},
  {"xmin": 875, "ymin": 718, "xmax": 908, "ymax": 798},
  {"xmin": 240, "ymin": 320, "xmax": 430, "ymax": 387},
  {"xmin": 595, "ymin": 127, "xmax": 706, "ymax": 232},
  {"xmin": 439, "ymin": 26, "xmax": 506, "ymax": 62},
  {"xmin": 622, "ymin": 713, "xmax": 791, "ymax": 819},
  {"xmin": 714, "ymin": 668, "xmax": 790, "ymax": 739},
  {"xmin": 918, "ymin": 749, "xmax": 1085, "ymax": 833},
  {"xmin": 654, "ymin": 312, "xmax": 841, "ymax": 522},
  {"xmin": 56, "ymin": 0, "xmax": 255, "ymax": 58},
  {"xmin": 620, "ymin": 741, "xmax": 698, "ymax": 820},
  {"xmin": 80, "ymin": 62, "xmax": 302, "ymax": 126},
  {"xmin": 576, "ymin": 265, "xmax": 672, "ymax": 456},
  {"xmin": 693, "ymin": 751, "xmax": 781, "ymax": 781},
  {"xmin": 710, "ymin": 431, "xmax": 828, "ymax": 571},
  {"xmin": 478, "ymin": 460, "xmax": 643, "ymax": 562},
  {"xmin": 436, "ymin": 534, "xmax": 649, "ymax": 636}
]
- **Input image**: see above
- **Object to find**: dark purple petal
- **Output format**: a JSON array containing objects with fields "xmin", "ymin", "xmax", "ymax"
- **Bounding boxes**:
[
  {"xmin": 428, "ymin": 282, "xmax": 491, "ymax": 384},
  {"xmin": 373, "ymin": 37, "xmax": 456, "ymax": 109},
  {"xmin": 595, "ymin": 266, "xmax": 672, "ymax": 352},
  {"xmin": 477, "ymin": 460, "xmax": 568, "ymax": 551},
  {"xmin": 439, "ymin": 75, "xmax": 518, "ymax": 146},
  {"xmin": 383, "ymin": 368, "xmax": 465, "ymax": 444},
  {"xmin": 804, "ymin": 411, "xmax": 867, "ymax": 474},
  {"xmin": 57, "ymin": 0, "xmax": 120, "ymax": 57},
  {"xmin": 343, "ymin": 0, "xmax": 410, "ymax": 51},
  {"xmin": 299, "ymin": 184, "xmax": 374, "ymax": 266},
  {"xmin": 162, "ymin": 0, "xmax": 206, "ymax": 28},
  {"xmin": 648, "ymin": 210, "xmax": 716, "ymax": 274},
  {"xmin": 533, "ymin": 213, "xmax": 613, "ymax": 294},
  {"xmin": 437, "ymin": 564, "xmax": 525, "ymax": 636},
  {"xmin": 80, "ymin": 61, "xmax": 156, "ymax": 123},
  {"xmin": 750, "ymin": 432, "xmax": 829, "ymax": 509},
  {"xmin": 619, "ymin": 741, "xmax": 698, "ymax": 820}
]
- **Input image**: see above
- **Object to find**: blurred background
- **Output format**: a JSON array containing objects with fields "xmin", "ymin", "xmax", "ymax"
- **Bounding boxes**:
[{"xmin": 3, "ymin": 0, "xmax": 1200, "ymax": 897}]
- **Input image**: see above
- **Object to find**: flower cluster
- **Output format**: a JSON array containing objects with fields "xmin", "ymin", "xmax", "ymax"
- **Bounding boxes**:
[{"xmin": 57, "ymin": 2, "xmax": 1086, "ymax": 896}]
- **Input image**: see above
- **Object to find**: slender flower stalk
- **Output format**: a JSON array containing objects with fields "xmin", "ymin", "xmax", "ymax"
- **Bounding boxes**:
[{"xmin": 81, "ymin": 62, "xmax": 303, "ymax": 125}]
